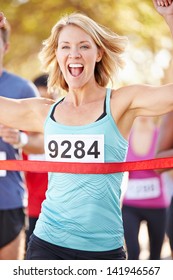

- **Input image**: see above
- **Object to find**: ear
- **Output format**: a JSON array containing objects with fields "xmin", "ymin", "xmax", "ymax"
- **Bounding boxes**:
[{"xmin": 96, "ymin": 48, "xmax": 104, "ymax": 62}]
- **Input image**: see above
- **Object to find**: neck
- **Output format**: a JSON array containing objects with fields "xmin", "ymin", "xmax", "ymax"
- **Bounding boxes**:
[{"xmin": 67, "ymin": 84, "xmax": 105, "ymax": 107}]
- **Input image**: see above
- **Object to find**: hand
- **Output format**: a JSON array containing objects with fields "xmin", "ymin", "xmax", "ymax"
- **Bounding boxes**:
[
  {"xmin": 0, "ymin": 125, "xmax": 20, "ymax": 145},
  {"xmin": 152, "ymin": 0, "xmax": 173, "ymax": 16},
  {"xmin": 0, "ymin": 12, "xmax": 6, "ymax": 28}
]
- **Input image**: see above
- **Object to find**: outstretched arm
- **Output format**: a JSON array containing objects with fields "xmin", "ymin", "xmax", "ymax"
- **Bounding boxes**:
[
  {"xmin": 114, "ymin": 1, "xmax": 173, "ymax": 139},
  {"xmin": 0, "ymin": 96, "xmax": 54, "ymax": 132},
  {"xmin": 153, "ymin": 0, "xmax": 173, "ymax": 36},
  {"xmin": 126, "ymin": 0, "xmax": 173, "ymax": 117}
]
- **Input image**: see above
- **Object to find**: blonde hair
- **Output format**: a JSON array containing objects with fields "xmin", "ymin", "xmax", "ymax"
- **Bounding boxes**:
[{"xmin": 39, "ymin": 12, "xmax": 128, "ymax": 92}]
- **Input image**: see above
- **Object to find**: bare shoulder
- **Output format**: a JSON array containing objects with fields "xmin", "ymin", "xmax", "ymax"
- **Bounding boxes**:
[
  {"xmin": 111, "ymin": 84, "xmax": 151, "ymax": 113},
  {"xmin": 110, "ymin": 85, "xmax": 143, "ymax": 139},
  {"xmin": 111, "ymin": 84, "xmax": 143, "ymax": 98},
  {"xmin": 110, "ymin": 85, "xmax": 139, "ymax": 111},
  {"xmin": 20, "ymin": 97, "xmax": 55, "ymax": 117}
]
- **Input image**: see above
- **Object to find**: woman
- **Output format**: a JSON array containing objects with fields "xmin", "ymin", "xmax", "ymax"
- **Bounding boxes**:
[
  {"xmin": 122, "ymin": 117, "xmax": 169, "ymax": 260},
  {"xmin": 0, "ymin": 1, "xmax": 173, "ymax": 260},
  {"xmin": 155, "ymin": 111, "xmax": 173, "ymax": 259}
]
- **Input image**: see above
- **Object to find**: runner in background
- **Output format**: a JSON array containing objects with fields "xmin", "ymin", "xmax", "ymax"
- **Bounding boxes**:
[
  {"xmin": 155, "ymin": 111, "xmax": 173, "ymax": 259},
  {"xmin": 0, "ymin": 17, "xmax": 42, "ymax": 259},
  {"xmin": 23, "ymin": 74, "xmax": 49, "ymax": 246},
  {"xmin": 122, "ymin": 116, "xmax": 169, "ymax": 260}
]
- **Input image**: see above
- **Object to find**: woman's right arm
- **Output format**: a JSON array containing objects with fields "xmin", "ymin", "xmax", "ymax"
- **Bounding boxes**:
[{"xmin": 0, "ymin": 96, "xmax": 54, "ymax": 132}]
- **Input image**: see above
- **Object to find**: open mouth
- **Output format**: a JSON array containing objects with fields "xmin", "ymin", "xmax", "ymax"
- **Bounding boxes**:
[{"xmin": 68, "ymin": 63, "xmax": 84, "ymax": 77}]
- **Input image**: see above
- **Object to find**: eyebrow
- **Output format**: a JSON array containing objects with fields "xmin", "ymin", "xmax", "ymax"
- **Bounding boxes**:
[{"xmin": 59, "ymin": 40, "xmax": 91, "ymax": 44}]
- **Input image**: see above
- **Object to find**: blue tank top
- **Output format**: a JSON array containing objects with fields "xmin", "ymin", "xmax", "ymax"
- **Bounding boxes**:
[{"xmin": 34, "ymin": 88, "xmax": 128, "ymax": 251}]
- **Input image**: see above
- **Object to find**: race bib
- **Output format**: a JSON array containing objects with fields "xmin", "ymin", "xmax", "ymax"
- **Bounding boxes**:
[
  {"xmin": 125, "ymin": 178, "xmax": 161, "ymax": 199},
  {"xmin": 45, "ymin": 134, "xmax": 104, "ymax": 162},
  {"xmin": 28, "ymin": 154, "xmax": 45, "ymax": 161},
  {"xmin": 0, "ymin": 151, "xmax": 7, "ymax": 177}
]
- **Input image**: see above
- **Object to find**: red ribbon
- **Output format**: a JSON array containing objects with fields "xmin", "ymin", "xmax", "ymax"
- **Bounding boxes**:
[{"xmin": 0, "ymin": 157, "xmax": 172, "ymax": 173}]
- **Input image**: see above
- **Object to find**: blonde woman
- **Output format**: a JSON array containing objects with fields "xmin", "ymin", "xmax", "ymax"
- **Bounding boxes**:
[{"xmin": 0, "ymin": 1, "xmax": 173, "ymax": 259}]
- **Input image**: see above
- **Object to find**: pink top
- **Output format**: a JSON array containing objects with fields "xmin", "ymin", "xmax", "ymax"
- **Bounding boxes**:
[{"xmin": 123, "ymin": 128, "xmax": 169, "ymax": 208}]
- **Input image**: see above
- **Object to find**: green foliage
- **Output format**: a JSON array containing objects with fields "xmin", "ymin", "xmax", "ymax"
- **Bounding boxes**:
[{"xmin": 0, "ymin": 0, "xmax": 171, "ymax": 80}]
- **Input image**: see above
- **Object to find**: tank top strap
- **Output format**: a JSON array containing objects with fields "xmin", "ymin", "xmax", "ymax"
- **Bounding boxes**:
[
  {"xmin": 47, "ymin": 97, "xmax": 64, "ymax": 119},
  {"xmin": 105, "ymin": 88, "xmax": 112, "ymax": 116},
  {"xmin": 47, "ymin": 90, "xmax": 112, "ymax": 120}
]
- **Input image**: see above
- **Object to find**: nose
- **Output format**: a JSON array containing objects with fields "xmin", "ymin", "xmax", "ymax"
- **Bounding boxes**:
[{"xmin": 68, "ymin": 48, "xmax": 81, "ymax": 58}]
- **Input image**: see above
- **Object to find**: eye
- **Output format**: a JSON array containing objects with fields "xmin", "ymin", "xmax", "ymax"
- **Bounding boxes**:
[
  {"xmin": 80, "ymin": 45, "xmax": 89, "ymax": 49},
  {"xmin": 61, "ymin": 45, "xmax": 70, "ymax": 49}
]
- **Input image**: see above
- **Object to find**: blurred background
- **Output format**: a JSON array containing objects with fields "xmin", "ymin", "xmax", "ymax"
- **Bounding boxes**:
[
  {"xmin": 1, "ymin": 0, "xmax": 173, "ymax": 260},
  {"xmin": 1, "ymin": 0, "xmax": 173, "ymax": 85}
]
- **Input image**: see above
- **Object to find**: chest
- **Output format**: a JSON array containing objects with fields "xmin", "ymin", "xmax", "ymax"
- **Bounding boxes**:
[
  {"xmin": 53, "ymin": 100, "xmax": 105, "ymax": 126},
  {"xmin": 44, "ymin": 111, "xmax": 128, "ymax": 164}
]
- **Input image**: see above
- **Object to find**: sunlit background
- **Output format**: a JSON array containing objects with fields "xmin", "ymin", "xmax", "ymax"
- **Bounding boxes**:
[
  {"xmin": 1, "ymin": 0, "xmax": 173, "ymax": 85},
  {"xmin": 1, "ymin": 0, "xmax": 173, "ymax": 260}
]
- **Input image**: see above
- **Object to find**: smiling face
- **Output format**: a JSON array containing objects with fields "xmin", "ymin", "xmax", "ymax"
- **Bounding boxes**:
[{"xmin": 56, "ymin": 24, "xmax": 102, "ymax": 91}]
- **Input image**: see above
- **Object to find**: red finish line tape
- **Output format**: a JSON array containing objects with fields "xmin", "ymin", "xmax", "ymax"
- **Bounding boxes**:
[{"xmin": 0, "ymin": 157, "xmax": 173, "ymax": 173}]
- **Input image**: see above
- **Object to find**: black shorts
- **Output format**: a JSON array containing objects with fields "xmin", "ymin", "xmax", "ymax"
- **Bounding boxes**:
[
  {"xmin": 26, "ymin": 234, "xmax": 126, "ymax": 260},
  {"xmin": 26, "ymin": 216, "xmax": 38, "ymax": 246},
  {"xmin": 0, "ymin": 207, "xmax": 26, "ymax": 248},
  {"xmin": 167, "ymin": 197, "xmax": 173, "ymax": 250}
]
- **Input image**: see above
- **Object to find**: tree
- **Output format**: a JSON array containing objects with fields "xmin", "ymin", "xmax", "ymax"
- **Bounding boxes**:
[{"xmin": 1, "ymin": 0, "xmax": 172, "ymax": 82}]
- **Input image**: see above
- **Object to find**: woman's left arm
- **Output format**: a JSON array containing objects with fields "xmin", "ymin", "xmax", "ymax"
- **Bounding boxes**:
[
  {"xmin": 130, "ymin": 83, "xmax": 173, "ymax": 117},
  {"xmin": 130, "ymin": 1, "xmax": 173, "ymax": 116},
  {"xmin": 153, "ymin": 0, "xmax": 173, "ymax": 36}
]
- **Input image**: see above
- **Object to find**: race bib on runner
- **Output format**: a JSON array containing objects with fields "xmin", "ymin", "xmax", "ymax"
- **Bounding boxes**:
[
  {"xmin": 28, "ymin": 154, "xmax": 45, "ymax": 161},
  {"xmin": 45, "ymin": 134, "xmax": 104, "ymax": 163},
  {"xmin": 0, "ymin": 151, "xmax": 7, "ymax": 177},
  {"xmin": 125, "ymin": 178, "xmax": 161, "ymax": 199}
]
